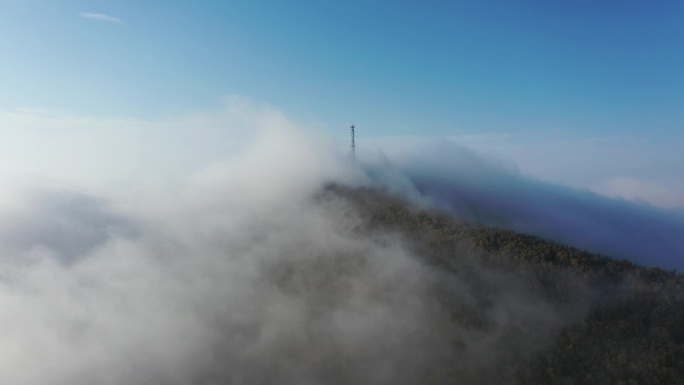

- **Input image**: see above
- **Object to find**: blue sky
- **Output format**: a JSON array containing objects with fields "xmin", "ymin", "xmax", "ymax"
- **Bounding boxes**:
[{"xmin": 1, "ymin": 0, "xmax": 683, "ymax": 207}]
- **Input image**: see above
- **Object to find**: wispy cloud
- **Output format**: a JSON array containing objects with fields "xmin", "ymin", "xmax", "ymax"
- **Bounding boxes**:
[{"xmin": 79, "ymin": 12, "xmax": 123, "ymax": 24}]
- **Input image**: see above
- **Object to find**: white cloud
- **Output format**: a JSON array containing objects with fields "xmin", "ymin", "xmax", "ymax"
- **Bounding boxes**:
[
  {"xmin": 589, "ymin": 177, "xmax": 684, "ymax": 210},
  {"xmin": 0, "ymin": 99, "xmax": 287, "ymax": 189},
  {"xmin": 441, "ymin": 130, "xmax": 684, "ymax": 211},
  {"xmin": 79, "ymin": 12, "xmax": 123, "ymax": 24},
  {"xmin": 6, "ymin": 105, "xmax": 682, "ymax": 212}
]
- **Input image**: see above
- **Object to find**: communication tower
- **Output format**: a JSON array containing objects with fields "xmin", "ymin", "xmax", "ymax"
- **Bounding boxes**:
[{"xmin": 350, "ymin": 123, "xmax": 356, "ymax": 159}]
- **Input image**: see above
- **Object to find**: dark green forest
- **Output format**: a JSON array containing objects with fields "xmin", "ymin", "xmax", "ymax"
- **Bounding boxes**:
[{"xmin": 326, "ymin": 185, "xmax": 684, "ymax": 385}]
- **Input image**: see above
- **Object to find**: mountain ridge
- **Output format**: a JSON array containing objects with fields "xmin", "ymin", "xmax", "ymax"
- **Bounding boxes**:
[{"xmin": 324, "ymin": 184, "xmax": 684, "ymax": 384}]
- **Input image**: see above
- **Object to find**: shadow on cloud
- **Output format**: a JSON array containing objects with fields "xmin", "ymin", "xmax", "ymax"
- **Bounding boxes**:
[{"xmin": 363, "ymin": 139, "xmax": 684, "ymax": 270}]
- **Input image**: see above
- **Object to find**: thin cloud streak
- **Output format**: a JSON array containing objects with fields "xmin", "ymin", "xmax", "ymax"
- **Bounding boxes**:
[{"xmin": 79, "ymin": 12, "xmax": 123, "ymax": 24}]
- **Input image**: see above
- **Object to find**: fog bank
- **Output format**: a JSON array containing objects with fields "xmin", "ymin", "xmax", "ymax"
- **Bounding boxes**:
[
  {"xmin": 0, "ymin": 114, "xmax": 581, "ymax": 384},
  {"xmin": 362, "ymin": 139, "xmax": 684, "ymax": 270},
  {"xmin": 0, "ymin": 103, "xmax": 681, "ymax": 384}
]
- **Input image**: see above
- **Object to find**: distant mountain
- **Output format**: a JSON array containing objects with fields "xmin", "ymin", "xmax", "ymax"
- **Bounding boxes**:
[{"xmin": 325, "ymin": 184, "xmax": 684, "ymax": 385}]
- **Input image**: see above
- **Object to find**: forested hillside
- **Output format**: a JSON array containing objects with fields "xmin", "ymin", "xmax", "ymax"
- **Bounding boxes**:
[{"xmin": 327, "ymin": 185, "xmax": 684, "ymax": 385}]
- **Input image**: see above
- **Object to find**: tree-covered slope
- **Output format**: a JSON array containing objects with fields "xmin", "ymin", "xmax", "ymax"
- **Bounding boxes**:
[{"xmin": 327, "ymin": 185, "xmax": 684, "ymax": 385}]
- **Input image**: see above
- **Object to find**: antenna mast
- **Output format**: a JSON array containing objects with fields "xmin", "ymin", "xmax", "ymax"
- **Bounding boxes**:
[{"xmin": 350, "ymin": 123, "xmax": 356, "ymax": 159}]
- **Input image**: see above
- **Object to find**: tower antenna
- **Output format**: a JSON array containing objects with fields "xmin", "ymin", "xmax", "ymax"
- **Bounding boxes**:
[{"xmin": 350, "ymin": 123, "xmax": 356, "ymax": 159}]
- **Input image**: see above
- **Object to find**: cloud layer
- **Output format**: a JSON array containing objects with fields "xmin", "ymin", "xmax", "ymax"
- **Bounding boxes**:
[
  {"xmin": 0, "ymin": 101, "xmax": 681, "ymax": 383},
  {"xmin": 0, "ymin": 108, "xmax": 580, "ymax": 384},
  {"xmin": 1, "ymin": 100, "xmax": 681, "ymax": 270},
  {"xmin": 362, "ymin": 139, "xmax": 684, "ymax": 270},
  {"xmin": 446, "ymin": 131, "xmax": 684, "ymax": 210}
]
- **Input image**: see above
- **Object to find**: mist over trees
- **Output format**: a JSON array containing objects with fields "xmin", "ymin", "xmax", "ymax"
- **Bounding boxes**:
[
  {"xmin": 0, "ymin": 178, "xmax": 681, "ymax": 384},
  {"xmin": 0, "ymin": 108, "xmax": 681, "ymax": 383},
  {"xmin": 330, "ymin": 184, "xmax": 684, "ymax": 385}
]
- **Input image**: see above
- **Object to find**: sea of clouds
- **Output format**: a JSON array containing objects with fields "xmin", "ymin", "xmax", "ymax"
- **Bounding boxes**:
[{"xmin": 0, "ymin": 99, "xmax": 681, "ymax": 384}]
